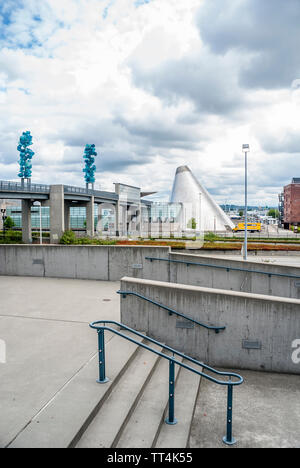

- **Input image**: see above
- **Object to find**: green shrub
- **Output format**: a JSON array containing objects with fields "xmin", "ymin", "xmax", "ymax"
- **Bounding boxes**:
[
  {"xmin": 0, "ymin": 230, "xmax": 23, "ymax": 244},
  {"xmin": 4, "ymin": 230, "xmax": 22, "ymax": 240},
  {"xmin": 94, "ymin": 239, "xmax": 117, "ymax": 245},
  {"xmin": 4, "ymin": 216, "xmax": 15, "ymax": 229},
  {"xmin": 204, "ymin": 232, "xmax": 219, "ymax": 242},
  {"xmin": 59, "ymin": 230, "xmax": 77, "ymax": 244},
  {"xmin": 0, "ymin": 238, "xmax": 23, "ymax": 244},
  {"xmin": 76, "ymin": 237, "xmax": 93, "ymax": 245},
  {"xmin": 59, "ymin": 231, "xmax": 118, "ymax": 245},
  {"xmin": 187, "ymin": 218, "xmax": 197, "ymax": 229},
  {"xmin": 32, "ymin": 231, "xmax": 50, "ymax": 238}
]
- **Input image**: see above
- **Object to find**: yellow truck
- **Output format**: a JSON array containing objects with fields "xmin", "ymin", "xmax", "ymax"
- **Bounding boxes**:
[{"xmin": 233, "ymin": 222, "xmax": 261, "ymax": 233}]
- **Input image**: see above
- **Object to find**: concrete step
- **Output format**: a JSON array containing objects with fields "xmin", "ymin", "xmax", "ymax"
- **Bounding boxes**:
[
  {"xmin": 116, "ymin": 354, "xmax": 183, "ymax": 448},
  {"xmin": 154, "ymin": 359, "xmax": 202, "ymax": 448},
  {"xmin": 9, "ymin": 330, "xmax": 144, "ymax": 448},
  {"xmin": 76, "ymin": 343, "xmax": 163, "ymax": 448}
]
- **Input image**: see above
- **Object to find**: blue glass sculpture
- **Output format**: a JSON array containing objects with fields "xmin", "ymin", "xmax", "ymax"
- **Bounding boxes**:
[
  {"xmin": 83, "ymin": 144, "xmax": 97, "ymax": 185},
  {"xmin": 17, "ymin": 131, "xmax": 34, "ymax": 179}
]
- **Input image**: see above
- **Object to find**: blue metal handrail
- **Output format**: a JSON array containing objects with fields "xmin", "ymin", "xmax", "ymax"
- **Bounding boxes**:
[
  {"xmin": 89, "ymin": 320, "xmax": 243, "ymax": 445},
  {"xmin": 145, "ymin": 256, "xmax": 300, "ymax": 280},
  {"xmin": 117, "ymin": 290, "xmax": 226, "ymax": 334}
]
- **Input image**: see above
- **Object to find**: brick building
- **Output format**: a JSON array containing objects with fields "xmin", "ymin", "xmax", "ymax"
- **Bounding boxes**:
[{"xmin": 282, "ymin": 179, "xmax": 300, "ymax": 229}]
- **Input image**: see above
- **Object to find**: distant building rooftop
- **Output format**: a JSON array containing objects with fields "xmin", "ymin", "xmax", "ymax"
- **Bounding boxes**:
[{"xmin": 292, "ymin": 178, "xmax": 300, "ymax": 184}]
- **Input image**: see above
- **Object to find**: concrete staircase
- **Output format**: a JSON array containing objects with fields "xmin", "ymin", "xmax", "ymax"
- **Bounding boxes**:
[{"xmin": 8, "ymin": 330, "xmax": 201, "ymax": 448}]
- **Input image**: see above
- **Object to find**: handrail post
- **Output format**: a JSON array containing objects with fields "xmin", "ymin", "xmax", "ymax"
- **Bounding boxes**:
[
  {"xmin": 165, "ymin": 358, "xmax": 177, "ymax": 425},
  {"xmin": 97, "ymin": 328, "xmax": 109, "ymax": 384},
  {"xmin": 223, "ymin": 383, "xmax": 236, "ymax": 445}
]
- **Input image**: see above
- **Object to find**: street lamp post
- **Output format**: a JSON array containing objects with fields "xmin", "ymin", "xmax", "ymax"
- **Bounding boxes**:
[{"xmin": 242, "ymin": 144, "xmax": 250, "ymax": 261}]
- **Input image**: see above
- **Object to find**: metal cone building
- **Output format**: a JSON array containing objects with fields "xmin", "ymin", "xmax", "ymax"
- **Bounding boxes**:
[{"xmin": 170, "ymin": 166, "xmax": 234, "ymax": 232}]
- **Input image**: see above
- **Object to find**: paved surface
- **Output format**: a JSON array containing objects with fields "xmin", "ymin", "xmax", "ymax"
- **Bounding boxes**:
[
  {"xmin": 190, "ymin": 369, "xmax": 300, "ymax": 448},
  {"xmin": 0, "ymin": 276, "xmax": 120, "ymax": 448},
  {"xmin": 1, "ymin": 276, "xmax": 300, "ymax": 448}
]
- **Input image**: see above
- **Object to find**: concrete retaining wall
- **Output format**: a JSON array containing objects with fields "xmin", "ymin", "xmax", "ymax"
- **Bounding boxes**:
[
  {"xmin": 120, "ymin": 277, "xmax": 300, "ymax": 374},
  {"xmin": 150, "ymin": 252, "xmax": 300, "ymax": 299},
  {"xmin": 0, "ymin": 245, "xmax": 170, "ymax": 281},
  {"xmin": 1, "ymin": 245, "xmax": 300, "ymax": 299}
]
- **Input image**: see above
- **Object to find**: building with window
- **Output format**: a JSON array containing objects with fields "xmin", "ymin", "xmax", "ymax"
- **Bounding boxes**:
[{"xmin": 280, "ymin": 178, "xmax": 300, "ymax": 229}]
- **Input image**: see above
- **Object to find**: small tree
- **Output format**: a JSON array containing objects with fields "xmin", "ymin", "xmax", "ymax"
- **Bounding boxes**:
[
  {"xmin": 239, "ymin": 210, "xmax": 244, "ymax": 217},
  {"xmin": 4, "ymin": 216, "xmax": 15, "ymax": 229},
  {"xmin": 59, "ymin": 230, "xmax": 77, "ymax": 245},
  {"xmin": 268, "ymin": 209, "xmax": 279, "ymax": 219},
  {"xmin": 187, "ymin": 218, "xmax": 197, "ymax": 229}
]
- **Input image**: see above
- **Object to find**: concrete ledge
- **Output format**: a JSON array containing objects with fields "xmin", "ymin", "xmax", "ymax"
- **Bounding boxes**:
[
  {"xmin": 120, "ymin": 277, "xmax": 300, "ymax": 374},
  {"xmin": 120, "ymin": 276, "xmax": 300, "ymax": 305},
  {"xmin": 168, "ymin": 251, "xmax": 300, "ymax": 299},
  {"xmin": 0, "ymin": 245, "xmax": 170, "ymax": 281}
]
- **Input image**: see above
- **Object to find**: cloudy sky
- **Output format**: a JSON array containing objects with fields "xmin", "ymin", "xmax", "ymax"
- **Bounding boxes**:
[{"xmin": 0, "ymin": 0, "xmax": 299, "ymax": 205}]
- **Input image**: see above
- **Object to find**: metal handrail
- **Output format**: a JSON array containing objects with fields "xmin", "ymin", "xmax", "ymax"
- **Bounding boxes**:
[
  {"xmin": 145, "ymin": 256, "xmax": 300, "ymax": 280},
  {"xmin": 89, "ymin": 320, "xmax": 243, "ymax": 445},
  {"xmin": 0, "ymin": 180, "xmax": 50, "ymax": 193},
  {"xmin": 117, "ymin": 290, "xmax": 226, "ymax": 333}
]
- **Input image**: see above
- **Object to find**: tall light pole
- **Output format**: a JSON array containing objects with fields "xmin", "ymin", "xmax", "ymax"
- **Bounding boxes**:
[{"xmin": 242, "ymin": 144, "xmax": 250, "ymax": 260}]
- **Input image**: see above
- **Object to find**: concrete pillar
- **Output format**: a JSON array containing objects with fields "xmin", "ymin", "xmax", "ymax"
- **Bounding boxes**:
[
  {"xmin": 0, "ymin": 202, "xmax": 6, "ymax": 231},
  {"xmin": 64, "ymin": 202, "xmax": 71, "ymax": 231},
  {"xmin": 22, "ymin": 199, "xmax": 32, "ymax": 244},
  {"xmin": 136, "ymin": 203, "xmax": 142, "ymax": 238},
  {"xmin": 96, "ymin": 203, "xmax": 102, "ymax": 234},
  {"xmin": 147, "ymin": 205, "xmax": 152, "ymax": 239},
  {"xmin": 159, "ymin": 216, "xmax": 163, "ymax": 238},
  {"xmin": 86, "ymin": 196, "xmax": 95, "ymax": 237},
  {"xmin": 116, "ymin": 203, "xmax": 126, "ymax": 237},
  {"xmin": 50, "ymin": 185, "xmax": 65, "ymax": 244}
]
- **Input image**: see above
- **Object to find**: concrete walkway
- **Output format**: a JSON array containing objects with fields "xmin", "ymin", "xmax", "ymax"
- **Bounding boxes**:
[
  {"xmin": 0, "ymin": 276, "xmax": 120, "ymax": 448},
  {"xmin": 190, "ymin": 369, "xmax": 300, "ymax": 448},
  {"xmin": 1, "ymin": 276, "xmax": 299, "ymax": 448}
]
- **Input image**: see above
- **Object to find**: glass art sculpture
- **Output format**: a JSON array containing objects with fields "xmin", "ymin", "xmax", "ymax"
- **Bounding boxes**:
[
  {"xmin": 17, "ymin": 131, "xmax": 34, "ymax": 179},
  {"xmin": 83, "ymin": 144, "xmax": 97, "ymax": 185}
]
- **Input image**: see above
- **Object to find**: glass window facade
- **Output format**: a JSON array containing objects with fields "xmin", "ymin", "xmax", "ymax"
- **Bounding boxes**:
[
  {"xmin": 6, "ymin": 202, "xmax": 182, "ymax": 230},
  {"xmin": 6, "ymin": 205, "xmax": 105, "ymax": 229},
  {"xmin": 149, "ymin": 202, "xmax": 182, "ymax": 222}
]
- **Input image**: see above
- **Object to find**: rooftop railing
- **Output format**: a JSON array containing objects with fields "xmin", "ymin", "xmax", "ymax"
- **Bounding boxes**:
[{"xmin": 0, "ymin": 180, "xmax": 50, "ymax": 193}]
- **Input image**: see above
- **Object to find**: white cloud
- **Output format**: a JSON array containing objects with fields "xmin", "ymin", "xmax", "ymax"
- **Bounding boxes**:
[{"xmin": 0, "ymin": 0, "xmax": 299, "ymax": 206}]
